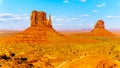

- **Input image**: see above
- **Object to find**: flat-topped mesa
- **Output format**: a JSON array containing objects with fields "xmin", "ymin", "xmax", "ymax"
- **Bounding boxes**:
[
  {"xmin": 31, "ymin": 10, "xmax": 52, "ymax": 28},
  {"xmin": 94, "ymin": 20, "xmax": 105, "ymax": 29}
]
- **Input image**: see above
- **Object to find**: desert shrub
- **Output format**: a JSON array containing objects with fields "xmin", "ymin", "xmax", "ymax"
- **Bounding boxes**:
[
  {"xmin": 20, "ymin": 57, "xmax": 27, "ymax": 61},
  {"xmin": 10, "ymin": 53, "xmax": 15, "ymax": 57},
  {"xmin": 0, "ymin": 54, "xmax": 10, "ymax": 60}
]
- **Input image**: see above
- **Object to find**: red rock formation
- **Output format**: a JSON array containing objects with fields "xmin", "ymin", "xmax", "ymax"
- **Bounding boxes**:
[
  {"xmin": 94, "ymin": 20, "xmax": 105, "ymax": 29},
  {"xmin": 90, "ymin": 20, "xmax": 113, "ymax": 36},
  {"xmin": 1, "ymin": 10, "xmax": 63, "ymax": 44},
  {"xmin": 31, "ymin": 10, "xmax": 52, "ymax": 28}
]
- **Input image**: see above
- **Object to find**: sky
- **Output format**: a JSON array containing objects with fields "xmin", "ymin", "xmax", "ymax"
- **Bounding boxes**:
[{"xmin": 0, "ymin": 0, "xmax": 120, "ymax": 31}]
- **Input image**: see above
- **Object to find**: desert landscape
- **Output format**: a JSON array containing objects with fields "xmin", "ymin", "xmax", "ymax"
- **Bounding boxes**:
[{"xmin": 0, "ymin": 10, "xmax": 120, "ymax": 68}]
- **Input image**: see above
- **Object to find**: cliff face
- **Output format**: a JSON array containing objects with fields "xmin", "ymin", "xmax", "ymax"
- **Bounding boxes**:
[
  {"xmin": 30, "ymin": 10, "xmax": 52, "ymax": 28},
  {"xmin": 2, "ymin": 10, "xmax": 63, "ymax": 44},
  {"xmin": 90, "ymin": 20, "xmax": 113, "ymax": 36},
  {"xmin": 94, "ymin": 20, "xmax": 105, "ymax": 29}
]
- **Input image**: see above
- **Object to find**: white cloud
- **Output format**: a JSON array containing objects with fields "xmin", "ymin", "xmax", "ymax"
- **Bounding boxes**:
[
  {"xmin": 56, "ymin": 23, "xmax": 62, "ymax": 26},
  {"xmin": 91, "ymin": 10, "xmax": 99, "ymax": 13},
  {"xmin": 0, "ymin": 13, "xmax": 30, "ymax": 30},
  {"xmin": 52, "ymin": 15, "xmax": 65, "ymax": 21},
  {"xmin": 97, "ymin": 3, "xmax": 106, "ymax": 7},
  {"xmin": 79, "ymin": 0, "xmax": 86, "ymax": 2},
  {"xmin": 107, "ymin": 15, "xmax": 120, "ymax": 18},
  {"xmin": 0, "ymin": 13, "xmax": 13, "ymax": 18},
  {"xmin": 67, "ymin": 17, "xmax": 80, "ymax": 21},
  {"xmin": 53, "ymin": 18, "xmax": 65, "ymax": 21},
  {"xmin": 0, "ymin": 13, "xmax": 29, "ymax": 22},
  {"xmin": 52, "ymin": 15, "xmax": 80, "ymax": 22},
  {"xmin": 87, "ymin": 24, "xmax": 94, "ymax": 27},
  {"xmin": 63, "ymin": 0, "xmax": 70, "ymax": 3}
]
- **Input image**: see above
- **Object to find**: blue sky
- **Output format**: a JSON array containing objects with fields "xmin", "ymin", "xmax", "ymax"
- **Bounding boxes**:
[{"xmin": 0, "ymin": 0, "xmax": 120, "ymax": 30}]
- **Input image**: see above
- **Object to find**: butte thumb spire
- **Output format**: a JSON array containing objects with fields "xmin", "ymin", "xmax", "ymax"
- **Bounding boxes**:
[{"xmin": 2, "ymin": 10, "xmax": 64, "ymax": 44}]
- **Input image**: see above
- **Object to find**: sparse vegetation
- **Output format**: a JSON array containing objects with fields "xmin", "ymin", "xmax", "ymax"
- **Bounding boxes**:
[{"xmin": 0, "ymin": 33, "xmax": 120, "ymax": 67}]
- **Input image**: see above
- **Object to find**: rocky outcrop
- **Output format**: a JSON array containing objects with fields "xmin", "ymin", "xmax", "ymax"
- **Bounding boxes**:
[
  {"xmin": 90, "ymin": 20, "xmax": 113, "ymax": 36},
  {"xmin": 30, "ymin": 10, "xmax": 52, "ymax": 28},
  {"xmin": 1, "ymin": 10, "xmax": 63, "ymax": 44},
  {"xmin": 94, "ymin": 20, "xmax": 105, "ymax": 29}
]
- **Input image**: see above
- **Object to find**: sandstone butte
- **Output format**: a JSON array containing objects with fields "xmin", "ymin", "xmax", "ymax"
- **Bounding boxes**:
[
  {"xmin": 90, "ymin": 20, "xmax": 113, "ymax": 36},
  {"xmin": 0, "ymin": 10, "xmax": 64, "ymax": 44}
]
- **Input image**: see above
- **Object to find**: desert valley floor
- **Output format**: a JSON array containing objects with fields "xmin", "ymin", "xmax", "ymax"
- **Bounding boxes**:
[{"xmin": 0, "ymin": 31, "xmax": 120, "ymax": 68}]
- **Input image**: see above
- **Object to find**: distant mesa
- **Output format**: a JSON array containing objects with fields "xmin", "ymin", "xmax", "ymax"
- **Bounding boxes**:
[
  {"xmin": 2, "ymin": 10, "xmax": 64, "ymax": 43},
  {"xmin": 90, "ymin": 20, "xmax": 113, "ymax": 36}
]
